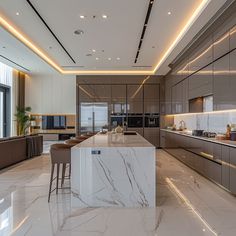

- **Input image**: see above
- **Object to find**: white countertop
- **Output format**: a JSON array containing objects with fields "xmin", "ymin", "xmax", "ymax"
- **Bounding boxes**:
[
  {"xmin": 161, "ymin": 129, "xmax": 236, "ymax": 148},
  {"xmin": 74, "ymin": 132, "xmax": 154, "ymax": 148}
]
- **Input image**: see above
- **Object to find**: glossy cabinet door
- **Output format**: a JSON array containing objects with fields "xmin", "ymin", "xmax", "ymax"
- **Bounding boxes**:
[
  {"xmin": 229, "ymin": 148, "xmax": 236, "ymax": 194},
  {"xmin": 182, "ymin": 79, "xmax": 189, "ymax": 113},
  {"xmin": 230, "ymin": 25, "xmax": 236, "ymax": 50},
  {"xmin": 111, "ymin": 85, "xmax": 126, "ymax": 113},
  {"xmin": 188, "ymin": 35, "xmax": 213, "ymax": 75},
  {"xmin": 127, "ymin": 85, "xmax": 143, "ymax": 114},
  {"xmin": 143, "ymin": 84, "xmax": 159, "ymax": 113},
  {"xmin": 213, "ymin": 29, "xmax": 229, "ymax": 60},
  {"xmin": 171, "ymin": 83, "xmax": 183, "ymax": 114},
  {"xmin": 188, "ymin": 64, "xmax": 213, "ymax": 99},
  {"xmin": 144, "ymin": 128, "xmax": 159, "ymax": 147},
  {"xmin": 221, "ymin": 146, "xmax": 230, "ymax": 189},
  {"xmin": 213, "ymin": 53, "xmax": 236, "ymax": 110},
  {"xmin": 165, "ymin": 78, "xmax": 172, "ymax": 114}
]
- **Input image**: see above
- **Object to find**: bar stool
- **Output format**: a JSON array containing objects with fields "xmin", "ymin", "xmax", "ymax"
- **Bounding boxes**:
[{"xmin": 48, "ymin": 143, "xmax": 71, "ymax": 202}]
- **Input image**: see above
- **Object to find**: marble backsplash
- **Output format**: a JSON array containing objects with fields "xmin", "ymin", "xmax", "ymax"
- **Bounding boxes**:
[{"xmin": 174, "ymin": 111, "xmax": 236, "ymax": 134}]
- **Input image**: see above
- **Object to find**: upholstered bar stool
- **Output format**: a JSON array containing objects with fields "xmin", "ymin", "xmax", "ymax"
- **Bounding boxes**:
[{"xmin": 48, "ymin": 143, "xmax": 71, "ymax": 202}]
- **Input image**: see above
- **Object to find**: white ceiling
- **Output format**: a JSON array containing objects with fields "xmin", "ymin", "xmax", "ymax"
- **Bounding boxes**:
[{"xmin": 0, "ymin": 0, "xmax": 229, "ymax": 75}]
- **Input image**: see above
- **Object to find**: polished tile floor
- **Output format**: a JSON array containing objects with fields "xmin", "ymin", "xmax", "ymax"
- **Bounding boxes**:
[{"xmin": 0, "ymin": 150, "xmax": 236, "ymax": 236}]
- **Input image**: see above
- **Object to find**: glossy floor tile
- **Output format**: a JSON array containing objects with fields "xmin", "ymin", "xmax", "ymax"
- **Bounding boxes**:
[{"xmin": 0, "ymin": 150, "xmax": 236, "ymax": 235}]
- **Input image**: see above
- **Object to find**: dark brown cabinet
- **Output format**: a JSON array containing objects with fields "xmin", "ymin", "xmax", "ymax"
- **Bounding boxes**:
[
  {"xmin": 160, "ymin": 130, "xmax": 236, "ymax": 193},
  {"xmin": 222, "ymin": 146, "xmax": 230, "ymax": 189},
  {"xmin": 229, "ymin": 148, "xmax": 236, "ymax": 194},
  {"xmin": 143, "ymin": 84, "xmax": 160, "ymax": 113}
]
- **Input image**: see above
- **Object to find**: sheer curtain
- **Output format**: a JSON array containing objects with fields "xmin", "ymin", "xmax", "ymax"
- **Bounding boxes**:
[{"xmin": 0, "ymin": 62, "xmax": 19, "ymax": 136}]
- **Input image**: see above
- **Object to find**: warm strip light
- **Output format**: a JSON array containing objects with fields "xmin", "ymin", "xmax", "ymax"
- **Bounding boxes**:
[
  {"xmin": 166, "ymin": 177, "xmax": 218, "ymax": 236},
  {"xmin": 153, "ymin": 0, "xmax": 211, "ymax": 73},
  {"xmin": 165, "ymin": 109, "xmax": 236, "ymax": 117},
  {"xmin": 0, "ymin": 15, "xmax": 63, "ymax": 73},
  {"xmin": 0, "ymin": 0, "xmax": 210, "ymax": 75},
  {"xmin": 131, "ymin": 75, "xmax": 150, "ymax": 99}
]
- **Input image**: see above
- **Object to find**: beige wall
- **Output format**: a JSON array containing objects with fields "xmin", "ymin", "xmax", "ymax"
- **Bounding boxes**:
[{"xmin": 25, "ymin": 72, "xmax": 76, "ymax": 114}]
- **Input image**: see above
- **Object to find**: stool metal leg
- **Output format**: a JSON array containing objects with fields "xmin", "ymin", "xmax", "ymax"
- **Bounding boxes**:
[
  {"xmin": 48, "ymin": 163, "xmax": 55, "ymax": 202},
  {"xmin": 56, "ymin": 163, "xmax": 60, "ymax": 194},
  {"xmin": 61, "ymin": 164, "xmax": 66, "ymax": 187}
]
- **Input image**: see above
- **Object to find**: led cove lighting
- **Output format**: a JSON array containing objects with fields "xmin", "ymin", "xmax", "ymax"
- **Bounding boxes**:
[{"xmin": 0, "ymin": 0, "xmax": 210, "ymax": 75}]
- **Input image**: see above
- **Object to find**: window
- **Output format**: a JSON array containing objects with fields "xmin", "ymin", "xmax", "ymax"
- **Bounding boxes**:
[{"xmin": 0, "ymin": 62, "xmax": 13, "ymax": 138}]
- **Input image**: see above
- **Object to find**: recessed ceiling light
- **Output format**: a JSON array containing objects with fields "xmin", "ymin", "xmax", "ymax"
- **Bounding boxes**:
[
  {"xmin": 168, "ymin": 11, "xmax": 172, "ymax": 15},
  {"xmin": 108, "ymin": 58, "xmax": 111, "ymax": 60},
  {"xmin": 92, "ymin": 49, "xmax": 96, "ymax": 52},
  {"xmin": 117, "ymin": 57, "xmax": 120, "ymax": 60},
  {"xmin": 80, "ymin": 15, "xmax": 85, "ymax": 19},
  {"xmin": 102, "ymin": 15, "xmax": 108, "ymax": 19},
  {"xmin": 74, "ymin": 29, "xmax": 84, "ymax": 35},
  {"xmin": 152, "ymin": 46, "xmax": 155, "ymax": 49},
  {"xmin": 16, "ymin": 12, "xmax": 20, "ymax": 16},
  {"xmin": 86, "ymin": 53, "xmax": 92, "ymax": 57},
  {"xmin": 2, "ymin": 46, "xmax": 6, "ymax": 49},
  {"xmin": 96, "ymin": 57, "xmax": 99, "ymax": 60}
]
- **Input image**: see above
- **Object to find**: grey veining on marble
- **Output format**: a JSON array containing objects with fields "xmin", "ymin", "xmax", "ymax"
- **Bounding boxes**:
[{"xmin": 71, "ymin": 141, "xmax": 156, "ymax": 207}]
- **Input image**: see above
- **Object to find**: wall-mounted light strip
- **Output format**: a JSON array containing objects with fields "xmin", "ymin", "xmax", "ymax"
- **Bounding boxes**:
[
  {"xmin": 153, "ymin": 0, "xmax": 211, "ymax": 72},
  {"xmin": 165, "ymin": 109, "xmax": 236, "ymax": 117},
  {"xmin": 0, "ymin": 0, "xmax": 210, "ymax": 75}
]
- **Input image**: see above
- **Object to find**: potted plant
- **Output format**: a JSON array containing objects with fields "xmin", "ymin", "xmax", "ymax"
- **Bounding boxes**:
[{"xmin": 15, "ymin": 107, "xmax": 35, "ymax": 135}]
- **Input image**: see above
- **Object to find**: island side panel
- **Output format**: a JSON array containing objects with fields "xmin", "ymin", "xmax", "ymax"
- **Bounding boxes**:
[{"xmin": 71, "ymin": 146, "xmax": 156, "ymax": 207}]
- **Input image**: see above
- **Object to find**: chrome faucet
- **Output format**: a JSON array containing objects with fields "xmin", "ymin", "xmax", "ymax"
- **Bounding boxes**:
[{"xmin": 179, "ymin": 120, "xmax": 186, "ymax": 131}]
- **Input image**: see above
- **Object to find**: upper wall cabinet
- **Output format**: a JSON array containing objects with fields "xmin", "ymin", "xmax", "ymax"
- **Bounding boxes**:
[
  {"xmin": 230, "ymin": 25, "xmax": 236, "ymax": 50},
  {"xmin": 188, "ymin": 64, "xmax": 213, "ymax": 100},
  {"xmin": 164, "ymin": 77, "xmax": 173, "ymax": 115},
  {"xmin": 213, "ymin": 30, "xmax": 230, "ymax": 61},
  {"xmin": 143, "ymin": 84, "xmax": 159, "ymax": 113},
  {"xmin": 127, "ymin": 85, "xmax": 143, "ymax": 114},
  {"xmin": 188, "ymin": 35, "xmax": 213, "ymax": 75},
  {"xmin": 213, "ymin": 54, "xmax": 232, "ymax": 111}
]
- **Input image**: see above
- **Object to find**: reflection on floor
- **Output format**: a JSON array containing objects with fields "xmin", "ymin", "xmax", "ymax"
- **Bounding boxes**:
[{"xmin": 0, "ymin": 150, "xmax": 236, "ymax": 235}]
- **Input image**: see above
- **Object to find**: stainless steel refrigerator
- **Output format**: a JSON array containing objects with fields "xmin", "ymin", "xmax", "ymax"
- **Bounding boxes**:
[{"xmin": 80, "ymin": 102, "xmax": 109, "ymax": 134}]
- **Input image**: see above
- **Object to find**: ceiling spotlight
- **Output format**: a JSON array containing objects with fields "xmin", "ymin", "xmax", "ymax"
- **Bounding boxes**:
[
  {"xmin": 102, "ymin": 15, "xmax": 108, "ymax": 19},
  {"xmin": 16, "ymin": 12, "xmax": 20, "ymax": 16},
  {"xmin": 108, "ymin": 58, "xmax": 111, "ymax": 60},
  {"xmin": 117, "ymin": 57, "xmax": 120, "ymax": 60},
  {"xmin": 168, "ymin": 11, "xmax": 172, "ymax": 15},
  {"xmin": 86, "ymin": 53, "xmax": 92, "ymax": 57},
  {"xmin": 92, "ymin": 49, "xmax": 96, "ymax": 52},
  {"xmin": 80, "ymin": 15, "xmax": 85, "ymax": 19},
  {"xmin": 96, "ymin": 57, "xmax": 99, "ymax": 60},
  {"xmin": 74, "ymin": 29, "xmax": 84, "ymax": 35}
]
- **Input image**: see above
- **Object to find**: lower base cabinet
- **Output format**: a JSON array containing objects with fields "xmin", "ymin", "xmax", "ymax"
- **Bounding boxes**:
[
  {"xmin": 162, "ymin": 130, "xmax": 236, "ymax": 195},
  {"xmin": 230, "ymin": 148, "xmax": 236, "ymax": 194}
]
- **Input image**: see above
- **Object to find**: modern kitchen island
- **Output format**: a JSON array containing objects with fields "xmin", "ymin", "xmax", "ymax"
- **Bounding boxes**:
[{"xmin": 71, "ymin": 132, "xmax": 156, "ymax": 207}]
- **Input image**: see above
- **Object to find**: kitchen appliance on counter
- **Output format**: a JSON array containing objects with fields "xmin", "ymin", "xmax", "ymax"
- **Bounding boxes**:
[
  {"xmin": 145, "ymin": 113, "xmax": 159, "ymax": 128},
  {"xmin": 192, "ymin": 130, "xmax": 204, "ymax": 136}
]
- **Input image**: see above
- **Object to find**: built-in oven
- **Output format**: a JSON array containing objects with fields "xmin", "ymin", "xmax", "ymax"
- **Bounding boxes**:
[
  {"xmin": 145, "ymin": 113, "xmax": 159, "ymax": 127},
  {"xmin": 127, "ymin": 114, "xmax": 143, "ymax": 128}
]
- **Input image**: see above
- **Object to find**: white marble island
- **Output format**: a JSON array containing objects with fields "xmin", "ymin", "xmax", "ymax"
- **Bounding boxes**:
[{"xmin": 71, "ymin": 132, "xmax": 156, "ymax": 207}]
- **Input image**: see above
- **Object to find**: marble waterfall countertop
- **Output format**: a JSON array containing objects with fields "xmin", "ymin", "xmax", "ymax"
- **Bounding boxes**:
[
  {"xmin": 71, "ymin": 132, "xmax": 156, "ymax": 208},
  {"xmin": 75, "ymin": 132, "xmax": 154, "ymax": 148}
]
